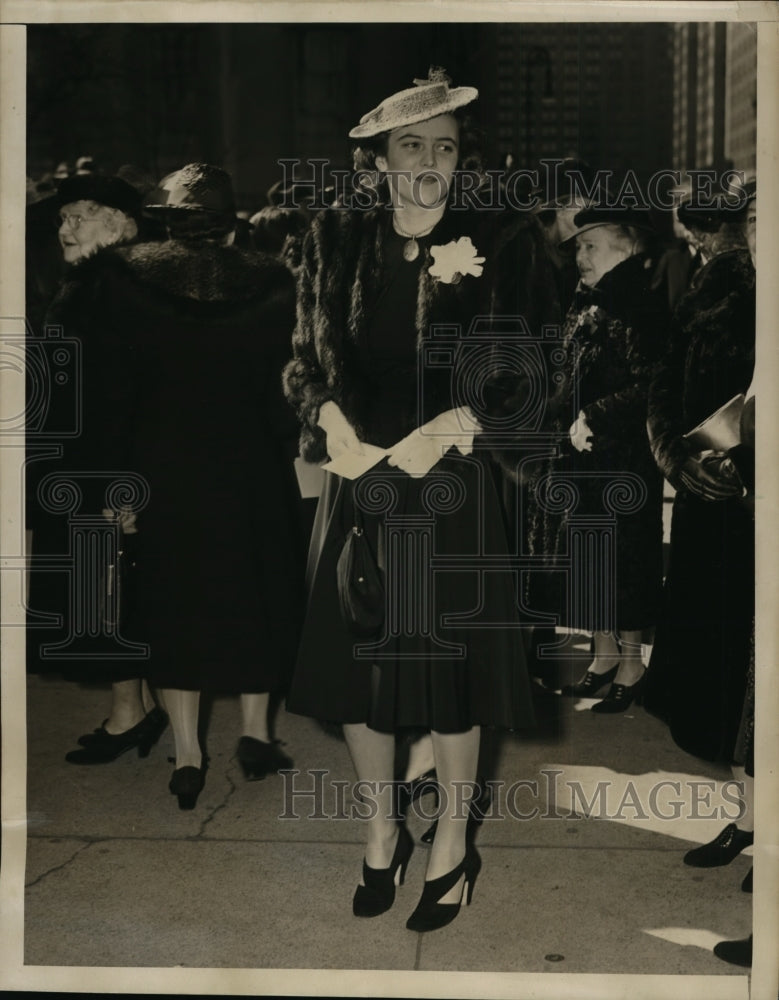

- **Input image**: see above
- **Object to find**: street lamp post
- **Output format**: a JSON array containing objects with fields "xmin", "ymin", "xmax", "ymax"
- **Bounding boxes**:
[{"xmin": 523, "ymin": 45, "xmax": 554, "ymax": 167}]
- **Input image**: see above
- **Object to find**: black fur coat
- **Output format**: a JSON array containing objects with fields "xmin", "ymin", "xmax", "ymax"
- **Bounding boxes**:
[
  {"xmin": 521, "ymin": 252, "xmax": 671, "ymax": 630},
  {"xmin": 283, "ymin": 203, "xmax": 558, "ymax": 463},
  {"xmin": 31, "ymin": 239, "xmax": 302, "ymax": 691},
  {"xmin": 643, "ymin": 249, "xmax": 755, "ymax": 763},
  {"xmin": 647, "ymin": 248, "xmax": 755, "ymax": 484}
]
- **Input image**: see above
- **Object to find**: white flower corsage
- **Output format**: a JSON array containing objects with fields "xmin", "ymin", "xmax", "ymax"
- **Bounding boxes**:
[
  {"xmin": 428, "ymin": 236, "xmax": 485, "ymax": 284},
  {"xmin": 575, "ymin": 304, "xmax": 604, "ymax": 330}
]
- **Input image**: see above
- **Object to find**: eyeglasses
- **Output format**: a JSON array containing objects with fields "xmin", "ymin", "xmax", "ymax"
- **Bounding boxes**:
[{"xmin": 56, "ymin": 211, "xmax": 102, "ymax": 229}]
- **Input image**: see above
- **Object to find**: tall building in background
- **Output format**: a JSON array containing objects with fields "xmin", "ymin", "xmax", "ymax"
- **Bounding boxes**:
[
  {"xmin": 29, "ymin": 22, "xmax": 755, "ymax": 209},
  {"xmin": 725, "ymin": 23, "xmax": 757, "ymax": 174},
  {"xmin": 672, "ymin": 21, "xmax": 756, "ymax": 175},
  {"xmin": 481, "ymin": 22, "xmax": 674, "ymax": 183}
]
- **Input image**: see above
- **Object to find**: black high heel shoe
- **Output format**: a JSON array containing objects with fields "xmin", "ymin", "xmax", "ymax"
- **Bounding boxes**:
[
  {"xmin": 396, "ymin": 769, "xmax": 438, "ymax": 820},
  {"xmin": 169, "ymin": 762, "xmax": 207, "ymax": 810},
  {"xmin": 590, "ymin": 668, "xmax": 646, "ymax": 713},
  {"xmin": 420, "ymin": 778, "xmax": 492, "ymax": 846},
  {"xmin": 406, "ymin": 845, "xmax": 481, "ymax": 932},
  {"xmin": 353, "ymin": 825, "xmax": 414, "ymax": 918},
  {"xmin": 560, "ymin": 663, "xmax": 619, "ymax": 698},
  {"xmin": 683, "ymin": 823, "xmax": 754, "ymax": 867},
  {"xmin": 65, "ymin": 708, "xmax": 169, "ymax": 764},
  {"xmin": 236, "ymin": 736, "xmax": 293, "ymax": 781}
]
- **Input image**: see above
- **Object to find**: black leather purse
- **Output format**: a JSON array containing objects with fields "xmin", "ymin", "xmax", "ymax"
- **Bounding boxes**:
[{"xmin": 336, "ymin": 502, "xmax": 385, "ymax": 638}]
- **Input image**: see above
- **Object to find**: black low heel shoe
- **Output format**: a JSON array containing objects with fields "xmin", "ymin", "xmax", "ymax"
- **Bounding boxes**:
[
  {"xmin": 169, "ymin": 763, "xmax": 207, "ymax": 810},
  {"xmin": 236, "ymin": 736, "xmax": 293, "ymax": 781},
  {"xmin": 65, "ymin": 708, "xmax": 169, "ymax": 764},
  {"xmin": 560, "ymin": 663, "xmax": 619, "ymax": 698},
  {"xmin": 590, "ymin": 670, "xmax": 646, "ymax": 714},
  {"xmin": 406, "ymin": 845, "xmax": 481, "ymax": 933},
  {"xmin": 353, "ymin": 825, "xmax": 414, "ymax": 918},
  {"xmin": 420, "ymin": 778, "xmax": 492, "ymax": 846}
]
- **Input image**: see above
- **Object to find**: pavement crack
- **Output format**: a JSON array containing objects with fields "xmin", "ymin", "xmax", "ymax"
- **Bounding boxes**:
[
  {"xmin": 197, "ymin": 762, "xmax": 240, "ymax": 835},
  {"xmin": 25, "ymin": 839, "xmax": 93, "ymax": 889}
]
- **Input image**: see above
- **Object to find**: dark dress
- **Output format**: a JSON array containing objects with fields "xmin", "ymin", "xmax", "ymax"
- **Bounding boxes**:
[
  {"xmin": 29, "ymin": 239, "xmax": 303, "ymax": 694},
  {"xmin": 644, "ymin": 250, "xmax": 755, "ymax": 763},
  {"xmin": 287, "ymin": 223, "xmax": 536, "ymax": 734}
]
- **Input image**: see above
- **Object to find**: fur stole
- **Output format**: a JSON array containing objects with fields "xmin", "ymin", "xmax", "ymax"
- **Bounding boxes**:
[
  {"xmin": 48, "ymin": 239, "xmax": 293, "ymax": 327},
  {"xmin": 283, "ymin": 203, "xmax": 556, "ymax": 462}
]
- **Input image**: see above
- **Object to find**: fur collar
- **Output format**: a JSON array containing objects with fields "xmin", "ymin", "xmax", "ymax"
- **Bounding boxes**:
[
  {"xmin": 59, "ymin": 239, "xmax": 290, "ymax": 307},
  {"xmin": 115, "ymin": 240, "xmax": 287, "ymax": 303}
]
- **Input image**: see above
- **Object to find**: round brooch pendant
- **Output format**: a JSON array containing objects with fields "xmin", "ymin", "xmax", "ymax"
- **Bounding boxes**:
[{"xmin": 402, "ymin": 237, "xmax": 420, "ymax": 262}]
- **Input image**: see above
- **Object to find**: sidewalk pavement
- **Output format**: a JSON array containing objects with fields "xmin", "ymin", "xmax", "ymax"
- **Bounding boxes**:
[{"xmin": 17, "ymin": 631, "xmax": 758, "ymax": 998}]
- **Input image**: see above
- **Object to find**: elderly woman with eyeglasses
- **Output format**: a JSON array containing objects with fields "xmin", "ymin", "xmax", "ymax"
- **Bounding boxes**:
[
  {"xmin": 26, "ymin": 174, "xmax": 170, "ymax": 763},
  {"xmin": 520, "ymin": 206, "xmax": 670, "ymax": 712}
]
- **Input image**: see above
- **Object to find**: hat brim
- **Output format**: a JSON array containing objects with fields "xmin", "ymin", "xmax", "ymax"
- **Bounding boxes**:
[
  {"xmin": 143, "ymin": 203, "xmax": 219, "ymax": 214},
  {"xmin": 559, "ymin": 220, "xmax": 654, "ymax": 251},
  {"xmin": 348, "ymin": 87, "xmax": 478, "ymax": 139}
]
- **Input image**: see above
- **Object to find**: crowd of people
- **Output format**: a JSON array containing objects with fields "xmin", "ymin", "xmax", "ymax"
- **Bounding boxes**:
[{"xmin": 25, "ymin": 69, "xmax": 757, "ymax": 958}]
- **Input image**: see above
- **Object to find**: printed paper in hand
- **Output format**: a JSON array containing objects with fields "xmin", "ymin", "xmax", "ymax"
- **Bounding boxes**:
[
  {"xmin": 293, "ymin": 457, "xmax": 326, "ymax": 499},
  {"xmin": 321, "ymin": 444, "xmax": 389, "ymax": 480}
]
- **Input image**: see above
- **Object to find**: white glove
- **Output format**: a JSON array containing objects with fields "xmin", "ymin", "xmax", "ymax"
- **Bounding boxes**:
[
  {"xmin": 569, "ymin": 410, "xmax": 593, "ymax": 452},
  {"xmin": 102, "ymin": 508, "xmax": 138, "ymax": 534},
  {"xmin": 387, "ymin": 407, "xmax": 481, "ymax": 478},
  {"xmin": 317, "ymin": 400, "xmax": 364, "ymax": 459}
]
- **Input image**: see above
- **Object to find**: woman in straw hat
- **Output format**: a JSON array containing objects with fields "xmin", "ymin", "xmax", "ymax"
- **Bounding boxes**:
[{"xmin": 284, "ymin": 69, "xmax": 555, "ymax": 931}]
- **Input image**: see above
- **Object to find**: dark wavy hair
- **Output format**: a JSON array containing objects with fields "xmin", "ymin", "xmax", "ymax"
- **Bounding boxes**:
[{"xmin": 350, "ymin": 108, "xmax": 486, "ymax": 203}]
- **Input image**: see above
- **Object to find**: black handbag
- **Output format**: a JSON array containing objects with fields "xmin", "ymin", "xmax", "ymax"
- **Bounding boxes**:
[{"xmin": 336, "ymin": 502, "xmax": 385, "ymax": 638}]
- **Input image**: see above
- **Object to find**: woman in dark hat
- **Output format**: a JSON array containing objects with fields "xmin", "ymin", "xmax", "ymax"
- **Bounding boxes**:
[
  {"xmin": 55, "ymin": 174, "xmax": 141, "ymax": 263},
  {"xmin": 523, "ymin": 206, "xmax": 670, "ymax": 711},
  {"xmin": 644, "ymin": 185, "xmax": 756, "ymax": 964},
  {"xmin": 41, "ymin": 163, "xmax": 302, "ymax": 804},
  {"xmin": 283, "ymin": 68, "xmax": 553, "ymax": 931},
  {"xmin": 26, "ymin": 173, "xmax": 172, "ymax": 761},
  {"xmin": 644, "ymin": 185, "xmax": 756, "ymax": 772}
]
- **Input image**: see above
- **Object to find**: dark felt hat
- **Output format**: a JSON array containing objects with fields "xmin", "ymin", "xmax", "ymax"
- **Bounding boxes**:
[
  {"xmin": 677, "ymin": 180, "xmax": 756, "ymax": 233},
  {"xmin": 533, "ymin": 158, "xmax": 603, "ymax": 209},
  {"xmin": 559, "ymin": 205, "xmax": 654, "ymax": 248},
  {"xmin": 56, "ymin": 174, "xmax": 142, "ymax": 220},
  {"xmin": 144, "ymin": 163, "xmax": 235, "ymax": 222}
]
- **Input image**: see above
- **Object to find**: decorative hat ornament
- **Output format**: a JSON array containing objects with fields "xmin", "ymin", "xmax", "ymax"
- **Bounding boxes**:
[{"xmin": 348, "ymin": 67, "xmax": 478, "ymax": 139}]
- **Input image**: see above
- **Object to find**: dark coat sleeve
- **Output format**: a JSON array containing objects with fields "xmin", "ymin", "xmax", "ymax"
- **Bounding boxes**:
[
  {"xmin": 254, "ymin": 263, "xmax": 300, "ymax": 447},
  {"xmin": 582, "ymin": 280, "xmax": 670, "ymax": 446},
  {"xmin": 646, "ymin": 309, "xmax": 695, "ymax": 485},
  {"xmin": 281, "ymin": 219, "xmax": 333, "ymax": 463},
  {"xmin": 42, "ymin": 258, "xmax": 140, "ymax": 513}
]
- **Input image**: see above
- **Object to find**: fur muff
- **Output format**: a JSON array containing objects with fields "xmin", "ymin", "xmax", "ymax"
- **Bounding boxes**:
[{"xmin": 282, "ymin": 203, "xmax": 558, "ymax": 463}]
